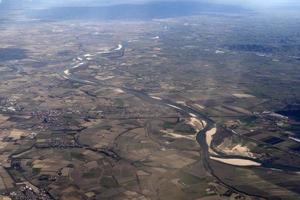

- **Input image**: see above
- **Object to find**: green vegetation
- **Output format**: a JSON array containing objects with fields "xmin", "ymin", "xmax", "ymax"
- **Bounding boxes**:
[
  {"xmin": 179, "ymin": 173, "xmax": 203, "ymax": 185},
  {"xmin": 240, "ymin": 116, "xmax": 258, "ymax": 125},
  {"xmin": 163, "ymin": 121, "xmax": 176, "ymax": 129},
  {"xmin": 100, "ymin": 176, "xmax": 118, "ymax": 188},
  {"xmin": 174, "ymin": 123, "xmax": 195, "ymax": 134},
  {"xmin": 82, "ymin": 168, "xmax": 101, "ymax": 179},
  {"xmin": 70, "ymin": 152, "xmax": 86, "ymax": 161},
  {"xmin": 99, "ymin": 125, "xmax": 112, "ymax": 130},
  {"xmin": 32, "ymin": 168, "xmax": 41, "ymax": 176},
  {"xmin": 115, "ymin": 98, "xmax": 124, "ymax": 108}
]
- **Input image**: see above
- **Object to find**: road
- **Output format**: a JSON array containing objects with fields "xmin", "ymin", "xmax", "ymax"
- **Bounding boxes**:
[
  {"xmin": 8, "ymin": 43, "xmax": 298, "ymax": 199},
  {"xmin": 58, "ymin": 43, "xmax": 273, "ymax": 198}
]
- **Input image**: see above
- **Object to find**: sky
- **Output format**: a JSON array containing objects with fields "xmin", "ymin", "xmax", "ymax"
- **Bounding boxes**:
[
  {"xmin": 213, "ymin": 0, "xmax": 299, "ymax": 7},
  {"xmin": 0, "ymin": 0, "xmax": 297, "ymax": 5},
  {"xmin": 1, "ymin": 0, "xmax": 300, "ymax": 9}
]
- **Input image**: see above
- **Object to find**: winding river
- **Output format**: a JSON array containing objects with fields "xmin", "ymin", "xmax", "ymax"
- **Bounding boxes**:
[{"xmin": 57, "ymin": 43, "xmax": 299, "ymax": 198}]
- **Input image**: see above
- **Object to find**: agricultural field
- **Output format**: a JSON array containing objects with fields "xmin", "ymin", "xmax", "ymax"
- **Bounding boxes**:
[{"xmin": 0, "ymin": 1, "xmax": 300, "ymax": 200}]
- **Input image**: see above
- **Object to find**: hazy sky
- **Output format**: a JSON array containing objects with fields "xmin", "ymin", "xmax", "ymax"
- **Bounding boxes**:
[
  {"xmin": 1, "ymin": 0, "xmax": 300, "ymax": 9},
  {"xmin": 74, "ymin": 0, "xmax": 300, "ymax": 6},
  {"xmin": 0, "ymin": 0, "xmax": 297, "ymax": 5},
  {"xmin": 131, "ymin": 0, "xmax": 300, "ymax": 7},
  {"xmin": 212, "ymin": 0, "xmax": 299, "ymax": 7}
]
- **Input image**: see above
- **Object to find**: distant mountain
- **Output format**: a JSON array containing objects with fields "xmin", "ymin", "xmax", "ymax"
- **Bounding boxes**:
[{"xmin": 25, "ymin": 1, "xmax": 249, "ymax": 21}]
